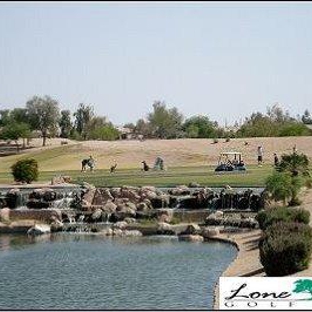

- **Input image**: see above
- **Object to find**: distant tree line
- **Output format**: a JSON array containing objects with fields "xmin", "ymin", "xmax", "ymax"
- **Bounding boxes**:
[{"xmin": 0, "ymin": 96, "xmax": 312, "ymax": 147}]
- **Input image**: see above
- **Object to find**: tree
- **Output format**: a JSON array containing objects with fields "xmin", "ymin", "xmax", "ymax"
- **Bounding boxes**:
[
  {"xmin": 266, "ymin": 152, "xmax": 310, "ymax": 206},
  {"xmin": 59, "ymin": 110, "xmax": 72, "ymax": 138},
  {"xmin": 73, "ymin": 103, "xmax": 94, "ymax": 140},
  {"xmin": 10, "ymin": 108, "xmax": 29, "ymax": 125},
  {"xmin": 26, "ymin": 95, "xmax": 60, "ymax": 146},
  {"xmin": 0, "ymin": 109, "xmax": 10, "ymax": 127},
  {"xmin": 134, "ymin": 118, "xmax": 153, "ymax": 137},
  {"xmin": 182, "ymin": 115, "xmax": 218, "ymax": 138},
  {"xmin": 278, "ymin": 153, "xmax": 310, "ymax": 177},
  {"xmin": 265, "ymin": 172, "xmax": 293, "ymax": 205},
  {"xmin": 88, "ymin": 124, "xmax": 120, "ymax": 141},
  {"xmin": 0, "ymin": 122, "xmax": 31, "ymax": 150},
  {"xmin": 148, "ymin": 101, "xmax": 184, "ymax": 139},
  {"xmin": 293, "ymin": 279, "xmax": 312, "ymax": 299}
]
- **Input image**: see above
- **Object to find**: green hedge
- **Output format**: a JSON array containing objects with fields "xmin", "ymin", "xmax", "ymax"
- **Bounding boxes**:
[
  {"xmin": 259, "ymin": 222, "xmax": 312, "ymax": 276},
  {"xmin": 11, "ymin": 158, "xmax": 39, "ymax": 183},
  {"xmin": 256, "ymin": 207, "xmax": 310, "ymax": 230}
]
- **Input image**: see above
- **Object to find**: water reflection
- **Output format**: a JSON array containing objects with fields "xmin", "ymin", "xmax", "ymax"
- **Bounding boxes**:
[{"xmin": 0, "ymin": 233, "xmax": 237, "ymax": 310}]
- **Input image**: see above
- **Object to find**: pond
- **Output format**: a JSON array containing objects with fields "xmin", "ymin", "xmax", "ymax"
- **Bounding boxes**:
[{"xmin": 0, "ymin": 233, "xmax": 236, "ymax": 310}]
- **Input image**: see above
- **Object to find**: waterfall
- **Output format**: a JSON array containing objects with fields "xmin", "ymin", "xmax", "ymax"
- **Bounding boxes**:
[
  {"xmin": 77, "ymin": 215, "xmax": 85, "ymax": 223},
  {"xmin": 106, "ymin": 213, "xmax": 111, "ymax": 224}
]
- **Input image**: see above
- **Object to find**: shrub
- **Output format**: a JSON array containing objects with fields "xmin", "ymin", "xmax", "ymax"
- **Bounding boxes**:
[
  {"xmin": 11, "ymin": 158, "xmax": 39, "ymax": 183},
  {"xmin": 259, "ymin": 222, "xmax": 312, "ymax": 276},
  {"xmin": 256, "ymin": 207, "xmax": 310, "ymax": 230}
]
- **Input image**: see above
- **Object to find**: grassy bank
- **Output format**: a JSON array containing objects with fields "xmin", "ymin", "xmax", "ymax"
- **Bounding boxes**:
[{"xmin": 0, "ymin": 165, "xmax": 272, "ymax": 187}]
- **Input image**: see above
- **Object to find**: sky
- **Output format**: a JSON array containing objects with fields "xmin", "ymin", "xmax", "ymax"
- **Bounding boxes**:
[{"xmin": 0, "ymin": 1, "xmax": 312, "ymax": 126}]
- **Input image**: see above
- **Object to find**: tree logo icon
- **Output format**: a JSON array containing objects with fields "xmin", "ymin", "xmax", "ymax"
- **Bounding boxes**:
[{"xmin": 293, "ymin": 279, "xmax": 312, "ymax": 300}]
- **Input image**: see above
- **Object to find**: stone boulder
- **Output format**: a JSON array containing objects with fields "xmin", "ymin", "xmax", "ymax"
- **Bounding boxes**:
[
  {"xmin": 180, "ymin": 223, "xmax": 201, "ymax": 235},
  {"xmin": 113, "ymin": 229, "xmax": 123, "ymax": 236},
  {"xmin": 0, "ymin": 208, "xmax": 10, "ymax": 222},
  {"xmin": 205, "ymin": 211, "xmax": 224, "ymax": 226},
  {"xmin": 92, "ymin": 189, "xmax": 114, "ymax": 205},
  {"xmin": 50, "ymin": 220, "xmax": 64, "ymax": 232},
  {"xmin": 120, "ymin": 188, "xmax": 141, "ymax": 203},
  {"xmin": 100, "ymin": 228, "xmax": 113, "ymax": 236},
  {"xmin": 102, "ymin": 202, "xmax": 117, "ymax": 213},
  {"xmin": 201, "ymin": 227, "xmax": 220, "ymax": 238},
  {"xmin": 82, "ymin": 188, "xmax": 96, "ymax": 207},
  {"xmin": 91, "ymin": 209, "xmax": 106, "ymax": 222},
  {"xmin": 169, "ymin": 185, "xmax": 190, "ymax": 196},
  {"xmin": 156, "ymin": 209, "xmax": 173, "ymax": 223},
  {"xmin": 157, "ymin": 222, "xmax": 175, "ymax": 235},
  {"xmin": 113, "ymin": 221, "xmax": 128, "ymax": 230},
  {"xmin": 122, "ymin": 230, "xmax": 143, "ymax": 237},
  {"xmin": 110, "ymin": 205, "xmax": 136, "ymax": 222},
  {"xmin": 110, "ymin": 188, "xmax": 121, "ymax": 198},
  {"xmin": 136, "ymin": 202, "xmax": 152, "ymax": 212},
  {"xmin": 124, "ymin": 217, "xmax": 137, "ymax": 224},
  {"xmin": 27, "ymin": 224, "xmax": 51, "ymax": 236},
  {"xmin": 178, "ymin": 234, "xmax": 204, "ymax": 242}
]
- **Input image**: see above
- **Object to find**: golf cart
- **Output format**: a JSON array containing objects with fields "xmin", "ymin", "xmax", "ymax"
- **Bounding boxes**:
[{"xmin": 215, "ymin": 152, "xmax": 246, "ymax": 172}]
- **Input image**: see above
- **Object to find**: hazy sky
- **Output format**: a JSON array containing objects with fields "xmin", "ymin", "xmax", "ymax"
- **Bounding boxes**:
[{"xmin": 1, "ymin": 1, "xmax": 312, "ymax": 126}]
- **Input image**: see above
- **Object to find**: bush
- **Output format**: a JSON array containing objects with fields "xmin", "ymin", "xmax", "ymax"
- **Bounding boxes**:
[
  {"xmin": 259, "ymin": 222, "xmax": 312, "ymax": 276},
  {"xmin": 256, "ymin": 207, "xmax": 310, "ymax": 230},
  {"xmin": 11, "ymin": 158, "xmax": 39, "ymax": 183}
]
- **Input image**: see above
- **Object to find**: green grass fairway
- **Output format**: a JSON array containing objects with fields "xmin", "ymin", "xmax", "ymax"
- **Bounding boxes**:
[{"xmin": 0, "ymin": 165, "xmax": 273, "ymax": 187}]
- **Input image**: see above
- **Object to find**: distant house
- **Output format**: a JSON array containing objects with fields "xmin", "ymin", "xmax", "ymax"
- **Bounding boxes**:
[
  {"xmin": 116, "ymin": 126, "xmax": 144, "ymax": 140},
  {"xmin": 116, "ymin": 127, "xmax": 134, "ymax": 140}
]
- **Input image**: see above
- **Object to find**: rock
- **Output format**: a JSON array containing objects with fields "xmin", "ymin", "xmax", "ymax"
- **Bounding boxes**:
[
  {"xmin": 113, "ymin": 221, "xmax": 128, "ymax": 230},
  {"xmin": 42, "ymin": 189, "xmax": 57, "ymax": 202},
  {"xmin": 169, "ymin": 185, "xmax": 191, "ymax": 196},
  {"xmin": 82, "ymin": 188, "xmax": 96, "ymax": 206},
  {"xmin": 136, "ymin": 202, "xmax": 152, "ymax": 212},
  {"xmin": 81, "ymin": 182, "xmax": 96, "ymax": 190},
  {"xmin": 125, "ymin": 202, "xmax": 137, "ymax": 211},
  {"xmin": 51, "ymin": 176, "xmax": 70, "ymax": 185},
  {"xmin": 157, "ymin": 222, "xmax": 175, "ymax": 235},
  {"xmin": 27, "ymin": 224, "xmax": 51, "ymax": 236},
  {"xmin": 102, "ymin": 202, "xmax": 117, "ymax": 213},
  {"xmin": 201, "ymin": 227, "xmax": 220, "ymax": 238},
  {"xmin": 114, "ymin": 198, "xmax": 130, "ymax": 205},
  {"xmin": 110, "ymin": 206, "xmax": 136, "ymax": 222},
  {"xmin": 110, "ymin": 188, "xmax": 121, "ymax": 198},
  {"xmin": 100, "ymin": 228, "xmax": 113, "ymax": 236},
  {"xmin": 0, "ymin": 208, "xmax": 10, "ymax": 222},
  {"xmin": 50, "ymin": 220, "xmax": 64, "ymax": 232},
  {"xmin": 113, "ymin": 229, "xmax": 123, "ymax": 236},
  {"xmin": 156, "ymin": 209, "xmax": 173, "ymax": 223},
  {"xmin": 214, "ymin": 210, "xmax": 224, "ymax": 218},
  {"xmin": 180, "ymin": 223, "xmax": 201, "ymax": 235},
  {"xmin": 63, "ymin": 176, "xmax": 71, "ymax": 183},
  {"xmin": 92, "ymin": 188, "xmax": 114, "ymax": 205},
  {"xmin": 121, "ymin": 188, "xmax": 141, "ymax": 203},
  {"xmin": 122, "ymin": 230, "xmax": 143, "ymax": 237},
  {"xmin": 178, "ymin": 234, "xmax": 204, "ymax": 242},
  {"xmin": 91, "ymin": 209, "xmax": 104, "ymax": 221},
  {"xmin": 141, "ymin": 186, "xmax": 157, "ymax": 192},
  {"xmin": 124, "ymin": 217, "xmax": 137, "ymax": 224},
  {"xmin": 189, "ymin": 182, "xmax": 201, "ymax": 188}
]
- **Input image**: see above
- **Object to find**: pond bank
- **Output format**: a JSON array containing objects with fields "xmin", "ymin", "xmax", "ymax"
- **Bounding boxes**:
[{"xmin": 212, "ymin": 229, "xmax": 264, "ymax": 309}]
